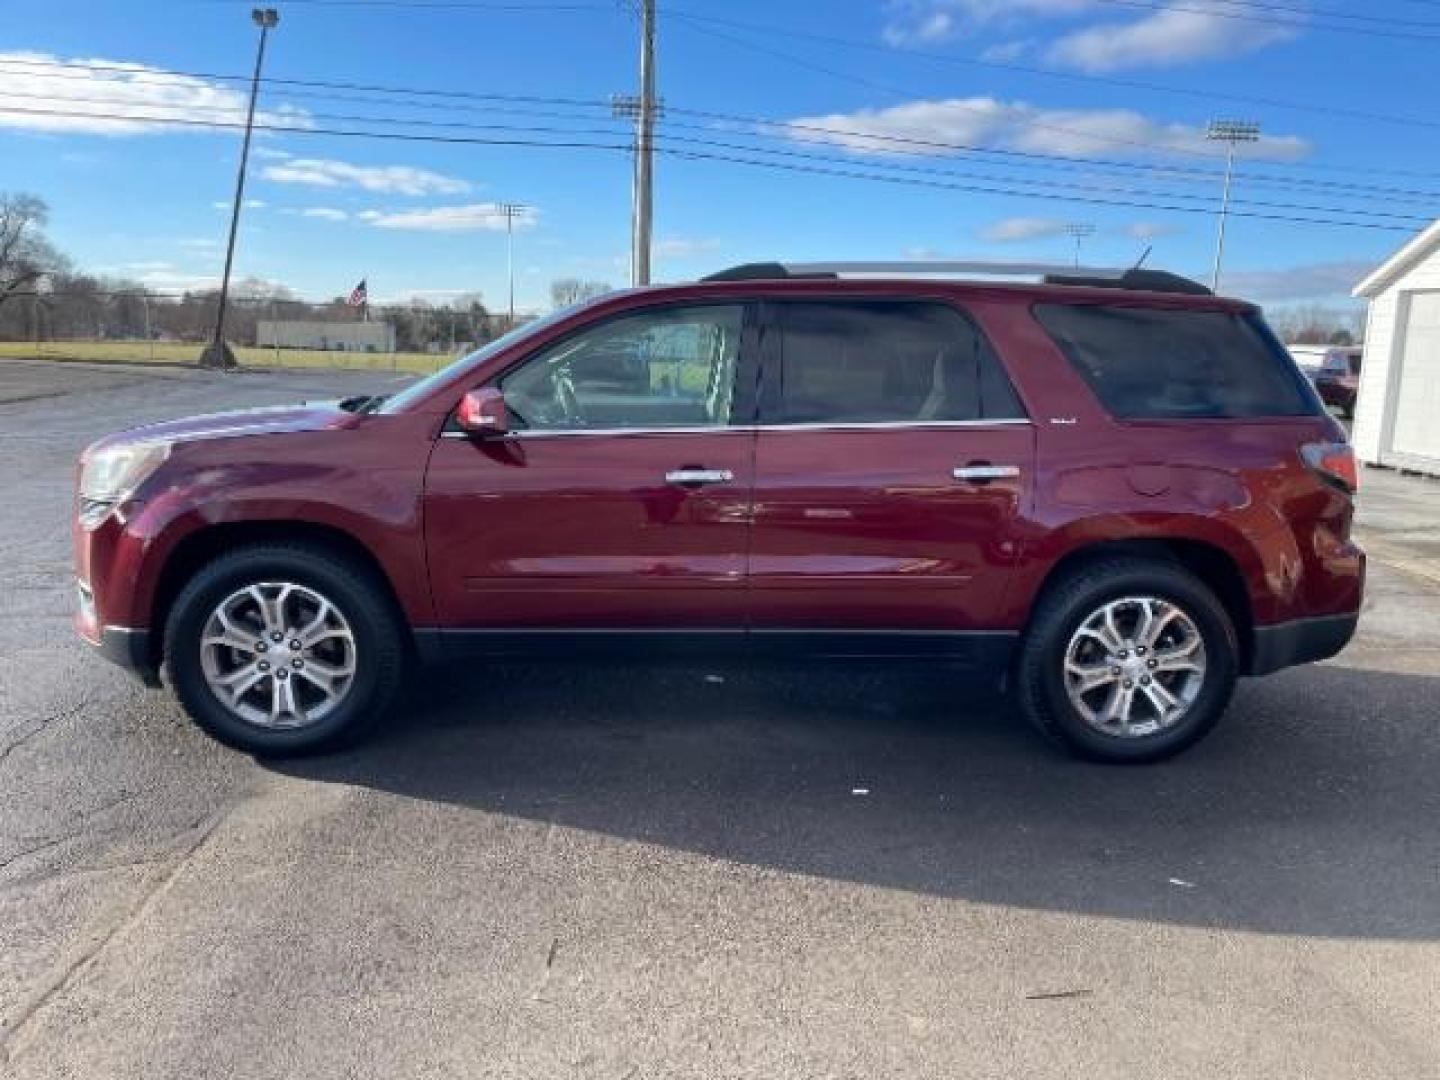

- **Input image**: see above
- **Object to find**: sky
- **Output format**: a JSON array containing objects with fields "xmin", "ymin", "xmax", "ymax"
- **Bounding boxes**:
[{"xmin": 2, "ymin": 0, "xmax": 1437, "ymax": 313}]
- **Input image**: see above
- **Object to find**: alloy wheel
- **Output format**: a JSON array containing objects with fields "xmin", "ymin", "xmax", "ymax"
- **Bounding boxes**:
[
  {"xmin": 1062, "ymin": 596, "xmax": 1207, "ymax": 738},
  {"xmin": 199, "ymin": 581, "xmax": 357, "ymax": 729}
]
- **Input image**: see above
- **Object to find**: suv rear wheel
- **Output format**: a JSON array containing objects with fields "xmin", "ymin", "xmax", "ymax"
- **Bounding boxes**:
[
  {"xmin": 1016, "ymin": 557, "xmax": 1238, "ymax": 762},
  {"xmin": 163, "ymin": 544, "xmax": 405, "ymax": 756}
]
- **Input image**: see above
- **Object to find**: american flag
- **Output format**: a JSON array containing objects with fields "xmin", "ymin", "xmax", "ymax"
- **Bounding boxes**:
[{"xmin": 346, "ymin": 279, "xmax": 368, "ymax": 307}]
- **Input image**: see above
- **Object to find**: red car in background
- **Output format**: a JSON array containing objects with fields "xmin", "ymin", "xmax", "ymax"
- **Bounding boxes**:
[
  {"xmin": 74, "ymin": 262, "xmax": 1364, "ymax": 763},
  {"xmin": 1313, "ymin": 347, "xmax": 1364, "ymax": 419}
]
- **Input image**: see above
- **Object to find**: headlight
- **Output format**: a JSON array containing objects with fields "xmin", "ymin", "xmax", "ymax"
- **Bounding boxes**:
[{"xmin": 77, "ymin": 441, "xmax": 170, "ymax": 529}]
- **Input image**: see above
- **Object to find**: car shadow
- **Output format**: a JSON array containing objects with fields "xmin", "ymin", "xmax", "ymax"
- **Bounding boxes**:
[{"xmin": 271, "ymin": 658, "xmax": 1440, "ymax": 941}]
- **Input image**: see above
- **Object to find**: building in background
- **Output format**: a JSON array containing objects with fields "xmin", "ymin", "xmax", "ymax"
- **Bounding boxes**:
[
  {"xmin": 256, "ymin": 319, "xmax": 396, "ymax": 353},
  {"xmin": 1352, "ymin": 219, "xmax": 1440, "ymax": 475}
]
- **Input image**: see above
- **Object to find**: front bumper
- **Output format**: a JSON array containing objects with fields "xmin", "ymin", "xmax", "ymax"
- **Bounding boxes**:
[
  {"xmin": 1246, "ymin": 611, "xmax": 1360, "ymax": 676},
  {"xmin": 92, "ymin": 625, "xmax": 161, "ymax": 686}
]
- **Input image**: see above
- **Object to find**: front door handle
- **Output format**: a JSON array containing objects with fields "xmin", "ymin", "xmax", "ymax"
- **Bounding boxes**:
[
  {"xmin": 665, "ymin": 468, "xmax": 734, "ymax": 488},
  {"xmin": 952, "ymin": 464, "xmax": 1020, "ymax": 483}
]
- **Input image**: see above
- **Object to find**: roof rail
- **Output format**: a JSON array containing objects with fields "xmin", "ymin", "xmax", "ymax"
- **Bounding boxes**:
[{"xmin": 700, "ymin": 260, "xmax": 1211, "ymax": 295}]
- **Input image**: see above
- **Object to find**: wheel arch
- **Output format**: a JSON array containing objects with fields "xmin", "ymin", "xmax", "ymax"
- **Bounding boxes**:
[
  {"xmin": 1020, "ymin": 537, "xmax": 1256, "ymax": 672},
  {"xmin": 149, "ymin": 520, "xmax": 414, "ymax": 666}
]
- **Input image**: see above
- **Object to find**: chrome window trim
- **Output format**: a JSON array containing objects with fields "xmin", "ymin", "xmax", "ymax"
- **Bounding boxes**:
[
  {"xmin": 439, "ymin": 418, "xmax": 1032, "ymax": 440},
  {"xmin": 751, "ymin": 418, "xmax": 1032, "ymax": 433}
]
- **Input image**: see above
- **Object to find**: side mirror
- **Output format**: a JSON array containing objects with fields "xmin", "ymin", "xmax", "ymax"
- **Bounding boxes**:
[{"xmin": 456, "ymin": 388, "xmax": 510, "ymax": 436}]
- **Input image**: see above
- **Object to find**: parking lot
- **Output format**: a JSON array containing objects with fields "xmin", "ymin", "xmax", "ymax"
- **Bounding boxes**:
[{"xmin": 1, "ymin": 359, "xmax": 1437, "ymax": 1079}]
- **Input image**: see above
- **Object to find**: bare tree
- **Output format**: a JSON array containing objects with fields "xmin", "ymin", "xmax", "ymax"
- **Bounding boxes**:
[
  {"xmin": 0, "ymin": 193, "xmax": 66, "ymax": 308},
  {"xmin": 549, "ymin": 277, "xmax": 611, "ymax": 308}
]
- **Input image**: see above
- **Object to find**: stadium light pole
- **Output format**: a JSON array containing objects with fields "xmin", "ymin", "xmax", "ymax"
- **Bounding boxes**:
[
  {"xmin": 203, "ymin": 7, "xmax": 279, "ymax": 369},
  {"xmin": 493, "ymin": 202, "xmax": 529, "ymax": 327},
  {"xmin": 1206, "ymin": 119, "xmax": 1260, "ymax": 292},
  {"xmin": 1064, "ymin": 222, "xmax": 1095, "ymax": 268}
]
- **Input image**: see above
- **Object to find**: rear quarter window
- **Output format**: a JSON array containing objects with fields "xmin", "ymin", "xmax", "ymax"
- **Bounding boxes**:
[{"xmin": 1033, "ymin": 304, "xmax": 1319, "ymax": 420}]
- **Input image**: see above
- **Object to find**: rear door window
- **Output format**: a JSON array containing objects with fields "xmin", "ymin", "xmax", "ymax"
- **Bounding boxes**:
[
  {"xmin": 767, "ymin": 300, "xmax": 1025, "ymax": 425},
  {"xmin": 1033, "ymin": 304, "xmax": 1318, "ymax": 420}
]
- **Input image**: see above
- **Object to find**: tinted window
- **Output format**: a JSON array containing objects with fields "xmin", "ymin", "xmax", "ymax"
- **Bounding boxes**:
[
  {"xmin": 500, "ymin": 305, "xmax": 744, "ymax": 430},
  {"xmin": 771, "ymin": 301, "xmax": 1025, "ymax": 424},
  {"xmin": 1034, "ymin": 304, "xmax": 1317, "ymax": 419}
]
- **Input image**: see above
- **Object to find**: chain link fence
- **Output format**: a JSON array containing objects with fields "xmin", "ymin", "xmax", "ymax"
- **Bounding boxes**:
[{"xmin": 0, "ymin": 288, "xmax": 517, "ymax": 374}]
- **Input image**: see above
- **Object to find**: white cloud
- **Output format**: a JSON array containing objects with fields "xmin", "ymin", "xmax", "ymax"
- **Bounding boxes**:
[
  {"xmin": 262, "ymin": 156, "xmax": 470, "ymax": 196},
  {"xmin": 1047, "ymin": 2, "xmax": 1299, "ymax": 72},
  {"xmin": 299, "ymin": 207, "xmax": 348, "ymax": 221},
  {"xmin": 980, "ymin": 39, "xmax": 1035, "ymax": 62},
  {"xmin": 361, "ymin": 203, "xmax": 537, "ymax": 232},
  {"xmin": 178, "ymin": 237, "xmax": 218, "ymax": 249},
  {"xmin": 1124, "ymin": 221, "xmax": 1180, "ymax": 240},
  {"xmin": 212, "ymin": 199, "xmax": 267, "ymax": 210},
  {"xmin": 881, "ymin": 1, "xmax": 1091, "ymax": 45},
  {"xmin": 883, "ymin": 9, "xmax": 957, "ymax": 45},
  {"xmin": 1222, "ymin": 261, "xmax": 1375, "ymax": 303},
  {"xmin": 654, "ymin": 236, "xmax": 722, "ymax": 260},
  {"xmin": 880, "ymin": 2, "xmax": 1297, "ymax": 72},
  {"xmin": 0, "ymin": 51, "xmax": 310, "ymax": 135},
  {"xmin": 787, "ymin": 96, "xmax": 1309, "ymax": 162},
  {"xmin": 252, "ymin": 146, "xmax": 292, "ymax": 160},
  {"xmin": 979, "ymin": 217, "xmax": 1073, "ymax": 242}
]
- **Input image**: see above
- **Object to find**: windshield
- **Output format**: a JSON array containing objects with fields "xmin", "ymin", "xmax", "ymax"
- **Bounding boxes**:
[{"xmin": 377, "ymin": 302, "xmax": 592, "ymax": 415}]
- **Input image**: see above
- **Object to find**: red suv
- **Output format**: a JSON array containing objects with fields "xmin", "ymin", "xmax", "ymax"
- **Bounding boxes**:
[{"xmin": 74, "ymin": 262, "xmax": 1364, "ymax": 762}]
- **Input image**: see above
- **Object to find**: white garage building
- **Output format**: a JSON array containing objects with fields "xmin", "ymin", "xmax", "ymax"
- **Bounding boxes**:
[{"xmin": 1352, "ymin": 220, "xmax": 1440, "ymax": 474}]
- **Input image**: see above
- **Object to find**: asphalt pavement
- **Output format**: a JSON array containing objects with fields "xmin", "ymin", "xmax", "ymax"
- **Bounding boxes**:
[{"xmin": 1, "ymin": 359, "xmax": 1437, "ymax": 1079}]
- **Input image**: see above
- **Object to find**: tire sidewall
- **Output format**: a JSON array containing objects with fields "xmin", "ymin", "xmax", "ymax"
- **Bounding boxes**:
[
  {"xmin": 1028, "ymin": 566, "xmax": 1238, "ymax": 763},
  {"xmin": 165, "ymin": 548, "xmax": 398, "ymax": 755}
]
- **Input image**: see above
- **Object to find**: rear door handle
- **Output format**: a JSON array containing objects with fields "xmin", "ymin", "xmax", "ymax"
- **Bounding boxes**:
[
  {"xmin": 665, "ymin": 468, "xmax": 734, "ymax": 487},
  {"xmin": 952, "ymin": 464, "xmax": 1020, "ymax": 482}
]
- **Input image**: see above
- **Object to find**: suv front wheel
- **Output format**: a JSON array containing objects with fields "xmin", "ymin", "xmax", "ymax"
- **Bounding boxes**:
[
  {"xmin": 163, "ymin": 544, "xmax": 405, "ymax": 756},
  {"xmin": 1016, "ymin": 557, "xmax": 1239, "ymax": 762}
]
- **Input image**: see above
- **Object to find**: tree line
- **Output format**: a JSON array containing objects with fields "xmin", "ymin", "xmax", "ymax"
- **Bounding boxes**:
[{"xmin": 0, "ymin": 191, "xmax": 614, "ymax": 354}]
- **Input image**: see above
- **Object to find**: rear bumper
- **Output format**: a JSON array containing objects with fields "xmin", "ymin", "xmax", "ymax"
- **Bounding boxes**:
[{"xmin": 1246, "ymin": 611, "xmax": 1359, "ymax": 677}]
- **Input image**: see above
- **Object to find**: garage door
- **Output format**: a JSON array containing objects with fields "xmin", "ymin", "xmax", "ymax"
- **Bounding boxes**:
[{"xmin": 1391, "ymin": 291, "xmax": 1440, "ymax": 465}]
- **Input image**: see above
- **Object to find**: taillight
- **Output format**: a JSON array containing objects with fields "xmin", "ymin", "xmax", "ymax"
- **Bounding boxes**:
[{"xmin": 1301, "ymin": 441, "xmax": 1358, "ymax": 493}]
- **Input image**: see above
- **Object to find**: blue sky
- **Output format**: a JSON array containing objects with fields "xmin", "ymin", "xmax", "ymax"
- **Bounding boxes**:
[{"xmin": 3, "ymin": 0, "xmax": 1436, "ymax": 312}]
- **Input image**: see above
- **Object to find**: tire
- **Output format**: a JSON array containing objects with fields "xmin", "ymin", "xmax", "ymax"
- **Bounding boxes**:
[
  {"xmin": 163, "ymin": 543, "xmax": 406, "ymax": 756},
  {"xmin": 1015, "ymin": 557, "xmax": 1238, "ymax": 763}
]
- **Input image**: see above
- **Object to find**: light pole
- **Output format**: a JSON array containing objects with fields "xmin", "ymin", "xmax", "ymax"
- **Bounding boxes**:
[
  {"xmin": 493, "ymin": 202, "xmax": 529, "ymax": 327},
  {"xmin": 203, "ymin": 7, "xmax": 278, "ymax": 369},
  {"xmin": 1206, "ymin": 119, "xmax": 1260, "ymax": 292},
  {"xmin": 1064, "ymin": 222, "xmax": 1095, "ymax": 268}
]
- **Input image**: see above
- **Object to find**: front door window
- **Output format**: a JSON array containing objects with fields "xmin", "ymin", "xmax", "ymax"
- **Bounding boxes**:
[{"xmin": 500, "ymin": 304, "xmax": 745, "ymax": 431}]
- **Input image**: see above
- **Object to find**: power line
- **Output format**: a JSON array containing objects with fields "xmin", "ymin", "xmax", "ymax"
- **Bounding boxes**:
[
  {"xmin": 663, "ymin": 12, "xmax": 1440, "ymax": 185},
  {"xmin": 9, "ymin": 68, "xmax": 1440, "ymax": 208},
  {"xmin": 659, "ymin": 8, "xmax": 1440, "ymax": 137},
  {"xmin": 7, "ymin": 50, "xmax": 1439, "ymax": 185},
  {"xmin": 5, "ymin": 90, "xmax": 1431, "ymax": 221},
  {"xmin": 173, "ymin": 2, "xmax": 1440, "ymax": 130},
  {"xmin": 201, "ymin": 0, "xmax": 1440, "ymax": 36},
  {"xmin": 6, "ymin": 53, "xmax": 1440, "ymax": 196},
  {"xmin": 0, "ymin": 102, "xmax": 1421, "ymax": 232},
  {"xmin": 1088, "ymin": 0, "xmax": 1440, "ymax": 39}
]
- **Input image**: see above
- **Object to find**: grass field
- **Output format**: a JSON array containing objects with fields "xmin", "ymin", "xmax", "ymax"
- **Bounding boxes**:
[{"xmin": 0, "ymin": 339, "xmax": 458, "ymax": 374}]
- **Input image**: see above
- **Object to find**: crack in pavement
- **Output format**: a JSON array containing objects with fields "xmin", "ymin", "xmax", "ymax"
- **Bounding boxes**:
[
  {"xmin": 0, "ymin": 698, "xmax": 96, "ymax": 768},
  {"xmin": 0, "ymin": 799, "xmax": 241, "ymax": 1066}
]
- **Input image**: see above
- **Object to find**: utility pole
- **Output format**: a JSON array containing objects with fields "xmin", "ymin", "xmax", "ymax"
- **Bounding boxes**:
[
  {"xmin": 203, "ymin": 7, "xmax": 278, "ymax": 369},
  {"xmin": 1206, "ymin": 119, "xmax": 1260, "ymax": 293},
  {"xmin": 612, "ymin": 0, "xmax": 657, "ymax": 286},
  {"xmin": 493, "ymin": 202, "xmax": 529, "ymax": 327},
  {"xmin": 1064, "ymin": 222, "xmax": 1095, "ymax": 268}
]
